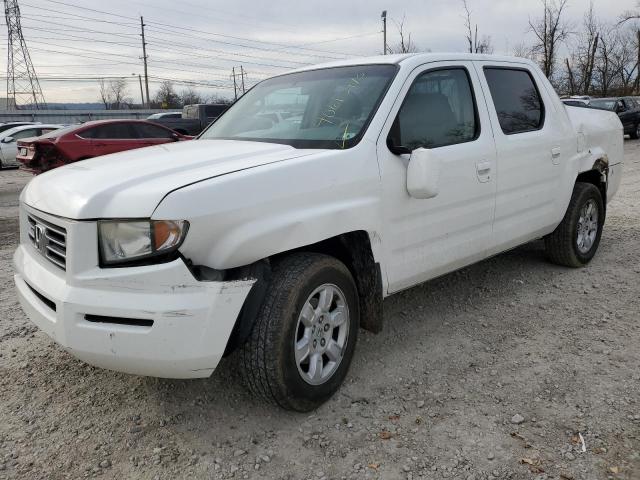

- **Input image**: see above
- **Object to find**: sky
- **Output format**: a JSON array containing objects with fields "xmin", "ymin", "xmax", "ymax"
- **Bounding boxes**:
[{"xmin": 3, "ymin": 0, "xmax": 639, "ymax": 104}]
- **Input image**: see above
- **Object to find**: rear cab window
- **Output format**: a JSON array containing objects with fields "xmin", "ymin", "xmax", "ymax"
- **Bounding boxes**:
[{"xmin": 483, "ymin": 67, "xmax": 544, "ymax": 135}]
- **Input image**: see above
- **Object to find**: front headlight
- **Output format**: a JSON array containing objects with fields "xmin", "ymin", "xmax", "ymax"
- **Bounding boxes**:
[{"xmin": 98, "ymin": 219, "xmax": 189, "ymax": 266}]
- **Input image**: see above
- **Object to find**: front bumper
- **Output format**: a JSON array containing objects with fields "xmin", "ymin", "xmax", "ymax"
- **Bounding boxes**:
[{"xmin": 14, "ymin": 243, "xmax": 254, "ymax": 378}]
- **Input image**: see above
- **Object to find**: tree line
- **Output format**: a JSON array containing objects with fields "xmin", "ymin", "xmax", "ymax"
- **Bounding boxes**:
[
  {"xmin": 390, "ymin": 0, "xmax": 640, "ymax": 97},
  {"xmin": 98, "ymin": 78, "xmax": 231, "ymax": 110}
]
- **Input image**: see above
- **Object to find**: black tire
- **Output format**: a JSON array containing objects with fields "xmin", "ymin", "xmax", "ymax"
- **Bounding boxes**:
[
  {"xmin": 631, "ymin": 123, "xmax": 640, "ymax": 140},
  {"xmin": 239, "ymin": 252, "xmax": 359, "ymax": 411},
  {"xmin": 545, "ymin": 182, "xmax": 605, "ymax": 267}
]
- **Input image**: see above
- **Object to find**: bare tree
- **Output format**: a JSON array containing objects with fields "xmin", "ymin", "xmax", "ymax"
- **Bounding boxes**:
[
  {"xmin": 207, "ymin": 94, "xmax": 233, "ymax": 105},
  {"xmin": 388, "ymin": 15, "xmax": 419, "ymax": 54},
  {"xmin": 512, "ymin": 42, "xmax": 535, "ymax": 60},
  {"xmin": 529, "ymin": 0, "xmax": 571, "ymax": 79},
  {"xmin": 461, "ymin": 0, "xmax": 494, "ymax": 54},
  {"xmin": 180, "ymin": 87, "xmax": 203, "ymax": 106},
  {"xmin": 98, "ymin": 78, "xmax": 128, "ymax": 110},
  {"xmin": 154, "ymin": 81, "xmax": 181, "ymax": 109},
  {"xmin": 620, "ymin": 1, "xmax": 640, "ymax": 24},
  {"xmin": 564, "ymin": 3, "xmax": 599, "ymax": 95}
]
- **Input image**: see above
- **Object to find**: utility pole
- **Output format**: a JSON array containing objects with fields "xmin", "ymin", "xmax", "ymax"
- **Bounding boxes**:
[
  {"xmin": 231, "ymin": 67, "xmax": 238, "ymax": 101},
  {"xmin": 381, "ymin": 10, "xmax": 387, "ymax": 55},
  {"xmin": 140, "ymin": 16, "xmax": 150, "ymax": 107},
  {"xmin": 240, "ymin": 65, "xmax": 246, "ymax": 94}
]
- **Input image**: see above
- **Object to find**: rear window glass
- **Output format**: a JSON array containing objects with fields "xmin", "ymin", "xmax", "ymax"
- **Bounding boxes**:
[
  {"xmin": 133, "ymin": 123, "xmax": 174, "ymax": 138},
  {"xmin": 484, "ymin": 68, "xmax": 544, "ymax": 134}
]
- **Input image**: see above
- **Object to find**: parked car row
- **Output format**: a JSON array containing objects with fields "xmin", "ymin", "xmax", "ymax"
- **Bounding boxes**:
[
  {"xmin": 562, "ymin": 95, "xmax": 640, "ymax": 138},
  {"xmin": 0, "ymin": 124, "xmax": 65, "ymax": 168},
  {"xmin": 16, "ymin": 120, "xmax": 191, "ymax": 174},
  {"xmin": 0, "ymin": 103, "xmax": 231, "ymax": 173}
]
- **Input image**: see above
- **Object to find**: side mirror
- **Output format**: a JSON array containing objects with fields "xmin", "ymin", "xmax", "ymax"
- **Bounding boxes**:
[
  {"xmin": 407, "ymin": 148, "xmax": 440, "ymax": 199},
  {"xmin": 615, "ymin": 103, "xmax": 625, "ymax": 113},
  {"xmin": 2, "ymin": 136, "xmax": 14, "ymax": 144},
  {"xmin": 171, "ymin": 132, "xmax": 180, "ymax": 141}
]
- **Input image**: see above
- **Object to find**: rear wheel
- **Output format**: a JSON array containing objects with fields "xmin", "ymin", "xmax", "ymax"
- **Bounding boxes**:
[
  {"xmin": 631, "ymin": 123, "xmax": 640, "ymax": 140},
  {"xmin": 545, "ymin": 182, "xmax": 604, "ymax": 267},
  {"xmin": 239, "ymin": 253, "xmax": 359, "ymax": 411}
]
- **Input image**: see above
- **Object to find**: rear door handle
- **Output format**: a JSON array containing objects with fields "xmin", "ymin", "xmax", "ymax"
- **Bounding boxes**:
[
  {"xmin": 476, "ymin": 160, "xmax": 492, "ymax": 182},
  {"xmin": 476, "ymin": 161, "xmax": 491, "ymax": 173}
]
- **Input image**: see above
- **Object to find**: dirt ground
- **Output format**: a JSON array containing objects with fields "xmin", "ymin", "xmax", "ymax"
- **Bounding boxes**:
[{"xmin": 0, "ymin": 141, "xmax": 639, "ymax": 480}]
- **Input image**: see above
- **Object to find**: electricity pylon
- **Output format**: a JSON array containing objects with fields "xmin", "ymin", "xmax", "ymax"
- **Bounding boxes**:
[{"xmin": 4, "ymin": 0, "xmax": 46, "ymax": 109}]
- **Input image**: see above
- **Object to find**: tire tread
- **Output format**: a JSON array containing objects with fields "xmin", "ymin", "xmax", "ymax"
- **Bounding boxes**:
[
  {"xmin": 545, "ymin": 182, "xmax": 603, "ymax": 267},
  {"xmin": 239, "ymin": 253, "xmax": 354, "ymax": 410}
]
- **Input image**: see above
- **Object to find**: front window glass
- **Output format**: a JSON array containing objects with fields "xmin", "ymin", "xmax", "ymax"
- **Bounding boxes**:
[
  {"xmin": 392, "ymin": 68, "xmax": 478, "ymax": 150},
  {"xmin": 200, "ymin": 64, "xmax": 398, "ymax": 149}
]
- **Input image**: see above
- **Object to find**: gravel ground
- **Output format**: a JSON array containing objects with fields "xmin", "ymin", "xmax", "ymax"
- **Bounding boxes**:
[{"xmin": 0, "ymin": 142, "xmax": 639, "ymax": 480}]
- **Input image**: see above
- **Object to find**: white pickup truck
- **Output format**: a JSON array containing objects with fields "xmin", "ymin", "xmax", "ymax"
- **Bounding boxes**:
[{"xmin": 14, "ymin": 54, "xmax": 623, "ymax": 411}]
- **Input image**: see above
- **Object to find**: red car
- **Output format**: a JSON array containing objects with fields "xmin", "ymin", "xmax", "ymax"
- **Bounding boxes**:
[{"xmin": 16, "ymin": 119, "xmax": 192, "ymax": 174}]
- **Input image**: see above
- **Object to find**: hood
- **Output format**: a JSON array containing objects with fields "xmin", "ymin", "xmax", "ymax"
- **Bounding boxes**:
[{"xmin": 22, "ymin": 139, "xmax": 317, "ymax": 219}]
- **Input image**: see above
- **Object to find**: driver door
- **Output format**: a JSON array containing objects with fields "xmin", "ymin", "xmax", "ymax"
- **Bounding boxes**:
[{"xmin": 377, "ymin": 62, "xmax": 497, "ymax": 293}]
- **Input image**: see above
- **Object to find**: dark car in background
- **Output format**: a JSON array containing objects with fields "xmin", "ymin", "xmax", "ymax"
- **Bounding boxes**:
[
  {"xmin": 589, "ymin": 97, "xmax": 640, "ymax": 139},
  {"xmin": 150, "ymin": 103, "xmax": 229, "ymax": 135},
  {"xmin": 16, "ymin": 119, "xmax": 191, "ymax": 174}
]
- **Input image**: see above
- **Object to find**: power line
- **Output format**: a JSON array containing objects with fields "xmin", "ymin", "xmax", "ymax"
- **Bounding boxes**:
[
  {"xmin": 35, "ymin": 0, "xmax": 356, "ymax": 59},
  {"xmin": 144, "ymin": 34, "xmax": 312, "ymax": 66}
]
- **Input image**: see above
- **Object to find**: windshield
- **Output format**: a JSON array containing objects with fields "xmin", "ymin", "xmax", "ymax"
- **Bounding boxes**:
[
  {"xmin": 589, "ymin": 99, "xmax": 616, "ymax": 110},
  {"xmin": 200, "ymin": 64, "xmax": 398, "ymax": 149}
]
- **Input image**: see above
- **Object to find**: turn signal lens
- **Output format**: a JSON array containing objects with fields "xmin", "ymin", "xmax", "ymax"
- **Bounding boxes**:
[{"xmin": 153, "ymin": 220, "xmax": 187, "ymax": 251}]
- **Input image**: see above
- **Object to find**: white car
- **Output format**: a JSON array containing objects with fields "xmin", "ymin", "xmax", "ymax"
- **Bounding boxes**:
[
  {"xmin": 0, "ymin": 124, "xmax": 63, "ymax": 168},
  {"xmin": 146, "ymin": 112, "xmax": 182, "ymax": 120},
  {"xmin": 14, "ymin": 54, "xmax": 623, "ymax": 411}
]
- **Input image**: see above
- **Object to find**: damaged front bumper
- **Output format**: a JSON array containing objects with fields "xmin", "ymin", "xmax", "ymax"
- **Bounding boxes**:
[{"xmin": 14, "ymin": 242, "xmax": 254, "ymax": 379}]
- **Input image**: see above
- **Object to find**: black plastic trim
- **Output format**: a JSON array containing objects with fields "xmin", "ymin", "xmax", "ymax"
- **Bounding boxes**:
[
  {"xmin": 84, "ymin": 314, "xmax": 153, "ymax": 327},
  {"xmin": 25, "ymin": 282, "xmax": 56, "ymax": 312}
]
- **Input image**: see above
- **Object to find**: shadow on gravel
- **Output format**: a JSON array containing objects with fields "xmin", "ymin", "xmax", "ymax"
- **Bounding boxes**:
[{"xmin": 133, "ymin": 239, "xmax": 560, "ymax": 418}]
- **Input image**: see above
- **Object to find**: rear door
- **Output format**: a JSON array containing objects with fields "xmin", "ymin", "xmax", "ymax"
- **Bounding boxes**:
[{"xmin": 474, "ymin": 63, "xmax": 569, "ymax": 255}]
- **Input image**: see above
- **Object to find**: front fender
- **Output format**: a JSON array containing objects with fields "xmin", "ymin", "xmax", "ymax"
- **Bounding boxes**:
[{"xmin": 152, "ymin": 144, "xmax": 384, "ymax": 270}]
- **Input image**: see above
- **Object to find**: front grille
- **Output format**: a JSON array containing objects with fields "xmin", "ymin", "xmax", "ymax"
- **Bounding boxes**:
[{"xmin": 27, "ymin": 214, "xmax": 67, "ymax": 270}]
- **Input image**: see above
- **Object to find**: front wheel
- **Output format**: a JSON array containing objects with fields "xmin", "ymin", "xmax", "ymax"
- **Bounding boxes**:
[
  {"xmin": 239, "ymin": 253, "xmax": 359, "ymax": 411},
  {"xmin": 630, "ymin": 123, "xmax": 640, "ymax": 140},
  {"xmin": 545, "ymin": 182, "xmax": 605, "ymax": 267}
]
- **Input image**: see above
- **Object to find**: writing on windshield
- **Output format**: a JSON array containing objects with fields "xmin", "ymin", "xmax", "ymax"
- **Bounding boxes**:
[{"xmin": 199, "ymin": 64, "xmax": 398, "ymax": 150}]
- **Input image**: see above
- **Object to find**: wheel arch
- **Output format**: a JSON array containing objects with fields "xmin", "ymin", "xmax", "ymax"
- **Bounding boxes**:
[
  {"xmin": 222, "ymin": 230, "xmax": 384, "ymax": 356},
  {"xmin": 576, "ymin": 156, "xmax": 608, "ymax": 207}
]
